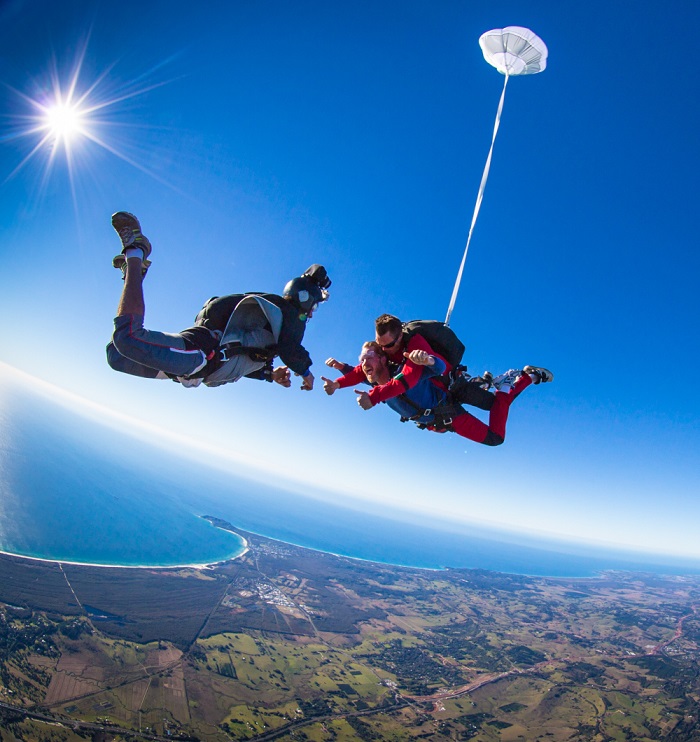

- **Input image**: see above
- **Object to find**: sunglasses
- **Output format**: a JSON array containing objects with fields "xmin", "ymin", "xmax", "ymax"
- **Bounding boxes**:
[{"xmin": 378, "ymin": 335, "xmax": 401, "ymax": 350}]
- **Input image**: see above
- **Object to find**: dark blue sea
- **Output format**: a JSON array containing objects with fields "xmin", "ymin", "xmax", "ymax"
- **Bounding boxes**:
[{"xmin": 2, "ymin": 367, "xmax": 700, "ymax": 577}]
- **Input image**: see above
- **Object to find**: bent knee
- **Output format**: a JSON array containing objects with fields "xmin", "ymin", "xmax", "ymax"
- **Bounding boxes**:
[
  {"xmin": 106, "ymin": 341, "xmax": 123, "ymax": 370},
  {"xmin": 106, "ymin": 340, "xmax": 160, "ymax": 379},
  {"xmin": 482, "ymin": 431, "xmax": 504, "ymax": 447}
]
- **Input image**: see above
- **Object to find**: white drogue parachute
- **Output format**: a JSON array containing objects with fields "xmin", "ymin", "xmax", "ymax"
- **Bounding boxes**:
[
  {"xmin": 445, "ymin": 27, "xmax": 548, "ymax": 326},
  {"xmin": 478, "ymin": 26, "xmax": 548, "ymax": 76}
]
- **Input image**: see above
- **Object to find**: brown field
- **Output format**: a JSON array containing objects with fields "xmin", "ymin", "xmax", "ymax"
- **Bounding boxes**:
[{"xmin": 43, "ymin": 668, "xmax": 102, "ymax": 706}]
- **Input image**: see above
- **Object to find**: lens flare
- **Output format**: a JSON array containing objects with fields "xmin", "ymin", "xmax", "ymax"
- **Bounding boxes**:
[{"xmin": 2, "ymin": 37, "xmax": 179, "ymax": 199}]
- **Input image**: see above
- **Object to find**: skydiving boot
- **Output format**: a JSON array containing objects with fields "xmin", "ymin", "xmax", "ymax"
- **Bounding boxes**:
[
  {"xmin": 111, "ymin": 211, "xmax": 152, "ymax": 278},
  {"xmin": 491, "ymin": 369, "xmax": 522, "ymax": 392},
  {"xmin": 523, "ymin": 365, "xmax": 554, "ymax": 384},
  {"xmin": 478, "ymin": 370, "xmax": 494, "ymax": 390}
]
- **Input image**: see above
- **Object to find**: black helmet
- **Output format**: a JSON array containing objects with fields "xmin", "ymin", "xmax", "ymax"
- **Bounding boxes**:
[
  {"xmin": 302, "ymin": 264, "xmax": 331, "ymax": 290},
  {"xmin": 283, "ymin": 264, "xmax": 331, "ymax": 313}
]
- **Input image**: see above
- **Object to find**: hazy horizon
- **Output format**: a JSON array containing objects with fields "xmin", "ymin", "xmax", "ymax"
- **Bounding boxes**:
[{"xmin": 2, "ymin": 361, "xmax": 700, "ymax": 578}]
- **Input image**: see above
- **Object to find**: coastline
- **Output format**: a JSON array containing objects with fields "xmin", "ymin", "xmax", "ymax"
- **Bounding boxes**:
[
  {"xmin": 3, "ymin": 515, "xmax": 699, "ymax": 579},
  {"xmin": 0, "ymin": 546, "xmax": 248, "ymax": 570},
  {"xmin": 0, "ymin": 531, "xmax": 249, "ymax": 571},
  {"xmin": 206, "ymin": 518, "xmax": 700, "ymax": 580},
  {"xmin": 0, "ymin": 514, "xmax": 249, "ymax": 570},
  {"xmin": 212, "ymin": 518, "xmax": 444, "ymax": 572},
  {"xmin": 203, "ymin": 518, "xmax": 618, "ymax": 580}
]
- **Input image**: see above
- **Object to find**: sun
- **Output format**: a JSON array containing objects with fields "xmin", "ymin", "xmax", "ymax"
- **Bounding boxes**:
[
  {"xmin": 43, "ymin": 101, "xmax": 88, "ymax": 145},
  {"xmin": 3, "ymin": 39, "xmax": 176, "ymax": 191}
]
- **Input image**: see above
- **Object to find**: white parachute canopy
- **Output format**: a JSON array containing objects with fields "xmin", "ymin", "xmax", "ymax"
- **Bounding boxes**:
[
  {"xmin": 479, "ymin": 26, "xmax": 548, "ymax": 76},
  {"xmin": 445, "ymin": 27, "xmax": 548, "ymax": 326}
]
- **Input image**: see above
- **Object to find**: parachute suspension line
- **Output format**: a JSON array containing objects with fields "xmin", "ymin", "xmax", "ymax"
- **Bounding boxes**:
[{"xmin": 445, "ymin": 72, "xmax": 510, "ymax": 327}]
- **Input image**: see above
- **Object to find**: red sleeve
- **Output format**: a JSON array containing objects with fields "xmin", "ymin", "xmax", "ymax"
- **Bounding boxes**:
[
  {"xmin": 367, "ymin": 335, "xmax": 447, "ymax": 406},
  {"xmin": 336, "ymin": 365, "xmax": 367, "ymax": 389}
]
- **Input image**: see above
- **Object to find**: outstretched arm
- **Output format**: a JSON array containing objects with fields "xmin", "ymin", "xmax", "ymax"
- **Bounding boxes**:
[
  {"xmin": 322, "ymin": 362, "xmax": 367, "ymax": 396},
  {"xmin": 326, "ymin": 357, "xmax": 354, "ymax": 375}
]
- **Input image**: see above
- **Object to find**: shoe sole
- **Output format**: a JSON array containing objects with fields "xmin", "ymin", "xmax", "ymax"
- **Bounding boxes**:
[
  {"xmin": 523, "ymin": 365, "xmax": 553, "ymax": 383},
  {"xmin": 111, "ymin": 211, "xmax": 152, "ymax": 260}
]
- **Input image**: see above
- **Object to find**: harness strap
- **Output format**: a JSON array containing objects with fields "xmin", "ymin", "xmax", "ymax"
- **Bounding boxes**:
[
  {"xmin": 397, "ymin": 391, "xmax": 465, "ymax": 431},
  {"xmin": 428, "ymin": 404, "xmax": 465, "ymax": 432},
  {"xmin": 183, "ymin": 341, "xmax": 279, "ymax": 380},
  {"xmin": 218, "ymin": 342, "xmax": 279, "ymax": 363}
]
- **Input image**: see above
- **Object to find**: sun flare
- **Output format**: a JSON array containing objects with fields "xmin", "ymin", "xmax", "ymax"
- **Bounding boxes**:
[
  {"xmin": 43, "ymin": 101, "xmax": 88, "ymax": 145},
  {"xmin": 3, "ymin": 39, "xmax": 176, "ymax": 192}
]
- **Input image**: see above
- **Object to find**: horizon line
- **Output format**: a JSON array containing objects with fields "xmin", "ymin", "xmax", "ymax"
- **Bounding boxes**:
[{"xmin": 2, "ymin": 359, "xmax": 700, "ymax": 566}]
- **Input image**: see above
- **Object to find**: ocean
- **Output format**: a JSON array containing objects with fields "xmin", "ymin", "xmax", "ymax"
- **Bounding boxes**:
[{"xmin": 2, "ymin": 368, "xmax": 699, "ymax": 577}]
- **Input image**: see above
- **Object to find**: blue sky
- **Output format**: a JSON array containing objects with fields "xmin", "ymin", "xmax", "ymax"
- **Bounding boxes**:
[{"xmin": 1, "ymin": 0, "xmax": 698, "ymax": 560}]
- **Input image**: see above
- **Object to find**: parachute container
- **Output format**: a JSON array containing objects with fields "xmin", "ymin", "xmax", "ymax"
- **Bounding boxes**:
[{"xmin": 479, "ymin": 26, "xmax": 548, "ymax": 76}]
